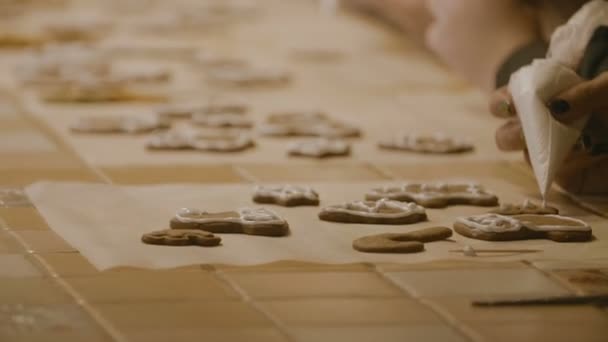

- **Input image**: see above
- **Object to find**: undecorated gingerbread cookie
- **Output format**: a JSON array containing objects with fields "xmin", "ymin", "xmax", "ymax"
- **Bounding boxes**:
[
  {"xmin": 490, "ymin": 199, "xmax": 558, "ymax": 215},
  {"xmin": 146, "ymin": 129, "xmax": 254, "ymax": 152},
  {"xmin": 70, "ymin": 114, "xmax": 170, "ymax": 134},
  {"xmin": 365, "ymin": 182, "xmax": 498, "ymax": 208},
  {"xmin": 170, "ymin": 207, "xmax": 290, "ymax": 237},
  {"xmin": 287, "ymin": 138, "xmax": 350, "ymax": 158},
  {"xmin": 379, "ymin": 133, "xmax": 474, "ymax": 154},
  {"xmin": 454, "ymin": 213, "xmax": 592, "ymax": 242},
  {"xmin": 141, "ymin": 229, "xmax": 221, "ymax": 246},
  {"xmin": 353, "ymin": 226, "xmax": 453, "ymax": 253},
  {"xmin": 319, "ymin": 199, "xmax": 427, "ymax": 225},
  {"xmin": 253, "ymin": 185, "xmax": 319, "ymax": 207}
]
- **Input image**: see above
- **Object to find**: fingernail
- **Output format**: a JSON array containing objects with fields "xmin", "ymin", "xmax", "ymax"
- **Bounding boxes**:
[
  {"xmin": 497, "ymin": 100, "xmax": 513, "ymax": 117},
  {"xmin": 549, "ymin": 99, "xmax": 570, "ymax": 116}
]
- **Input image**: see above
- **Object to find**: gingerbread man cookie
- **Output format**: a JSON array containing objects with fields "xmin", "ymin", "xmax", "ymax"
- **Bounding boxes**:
[
  {"xmin": 253, "ymin": 185, "xmax": 320, "ymax": 207},
  {"xmin": 287, "ymin": 138, "xmax": 350, "ymax": 158},
  {"xmin": 365, "ymin": 182, "xmax": 498, "ymax": 208},
  {"xmin": 490, "ymin": 199, "xmax": 559, "ymax": 215},
  {"xmin": 454, "ymin": 213, "xmax": 592, "ymax": 242},
  {"xmin": 379, "ymin": 133, "xmax": 474, "ymax": 154},
  {"xmin": 170, "ymin": 207, "xmax": 290, "ymax": 237},
  {"xmin": 71, "ymin": 115, "xmax": 170, "ymax": 134},
  {"xmin": 353, "ymin": 226, "xmax": 453, "ymax": 253},
  {"xmin": 146, "ymin": 129, "xmax": 254, "ymax": 152},
  {"xmin": 142, "ymin": 229, "xmax": 221, "ymax": 247},
  {"xmin": 319, "ymin": 199, "xmax": 427, "ymax": 225}
]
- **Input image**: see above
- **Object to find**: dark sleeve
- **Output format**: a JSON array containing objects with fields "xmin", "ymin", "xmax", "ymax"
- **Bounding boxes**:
[
  {"xmin": 494, "ymin": 40, "xmax": 548, "ymax": 89},
  {"xmin": 578, "ymin": 25, "xmax": 608, "ymax": 78}
]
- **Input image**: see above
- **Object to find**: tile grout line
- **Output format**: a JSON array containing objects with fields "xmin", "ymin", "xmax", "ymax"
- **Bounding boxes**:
[
  {"xmin": 365, "ymin": 162, "xmax": 400, "ymax": 180},
  {"xmin": 232, "ymin": 165, "xmax": 260, "ymax": 183},
  {"xmin": 370, "ymin": 264, "xmax": 485, "ymax": 342},
  {"xmin": 523, "ymin": 261, "xmax": 584, "ymax": 295},
  {"xmin": 0, "ymin": 217, "xmax": 128, "ymax": 342},
  {"xmin": 213, "ymin": 269, "xmax": 297, "ymax": 342}
]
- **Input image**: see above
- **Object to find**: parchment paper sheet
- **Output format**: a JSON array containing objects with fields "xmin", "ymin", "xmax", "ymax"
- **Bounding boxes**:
[{"xmin": 26, "ymin": 180, "xmax": 608, "ymax": 270}]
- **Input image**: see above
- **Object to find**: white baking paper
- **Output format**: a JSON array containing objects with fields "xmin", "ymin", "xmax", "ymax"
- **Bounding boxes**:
[{"xmin": 25, "ymin": 181, "xmax": 608, "ymax": 270}]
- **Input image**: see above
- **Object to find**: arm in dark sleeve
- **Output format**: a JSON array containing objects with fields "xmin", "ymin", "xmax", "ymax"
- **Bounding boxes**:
[
  {"xmin": 494, "ymin": 40, "xmax": 548, "ymax": 89},
  {"xmin": 578, "ymin": 25, "xmax": 608, "ymax": 78}
]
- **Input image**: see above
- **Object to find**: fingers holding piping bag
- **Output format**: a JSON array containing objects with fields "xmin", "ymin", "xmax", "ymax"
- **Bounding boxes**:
[
  {"xmin": 548, "ymin": 71, "xmax": 608, "ymax": 125},
  {"xmin": 489, "ymin": 86, "xmax": 516, "ymax": 118}
]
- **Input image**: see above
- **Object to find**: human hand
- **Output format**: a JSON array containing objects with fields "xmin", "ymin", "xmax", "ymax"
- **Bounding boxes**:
[
  {"xmin": 489, "ymin": 74, "xmax": 608, "ymax": 194},
  {"xmin": 346, "ymin": 0, "xmax": 431, "ymax": 45},
  {"xmin": 426, "ymin": 0, "xmax": 540, "ymax": 91}
]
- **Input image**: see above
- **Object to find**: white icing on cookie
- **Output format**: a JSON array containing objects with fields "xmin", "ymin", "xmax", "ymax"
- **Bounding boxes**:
[
  {"xmin": 458, "ymin": 213, "xmax": 591, "ymax": 233},
  {"xmin": 287, "ymin": 138, "xmax": 350, "ymax": 157},
  {"xmin": 371, "ymin": 182, "xmax": 493, "ymax": 201},
  {"xmin": 457, "ymin": 214, "xmax": 523, "ymax": 233},
  {"xmin": 328, "ymin": 199, "xmax": 426, "ymax": 218},
  {"xmin": 254, "ymin": 185, "xmax": 319, "ymax": 201},
  {"xmin": 192, "ymin": 112, "xmax": 252, "ymax": 128},
  {"xmin": 175, "ymin": 207, "xmax": 285, "ymax": 225},
  {"xmin": 379, "ymin": 132, "xmax": 473, "ymax": 153},
  {"xmin": 146, "ymin": 128, "xmax": 197, "ymax": 149}
]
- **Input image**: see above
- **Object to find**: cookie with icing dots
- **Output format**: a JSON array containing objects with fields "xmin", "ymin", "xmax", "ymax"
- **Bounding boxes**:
[
  {"xmin": 454, "ymin": 213, "xmax": 592, "ymax": 242},
  {"xmin": 141, "ymin": 229, "xmax": 221, "ymax": 247},
  {"xmin": 490, "ymin": 199, "xmax": 558, "ymax": 215},
  {"xmin": 318, "ymin": 199, "xmax": 427, "ymax": 225},
  {"xmin": 253, "ymin": 185, "xmax": 320, "ymax": 207},
  {"xmin": 379, "ymin": 133, "xmax": 474, "ymax": 154},
  {"xmin": 170, "ymin": 207, "xmax": 290, "ymax": 237},
  {"xmin": 287, "ymin": 138, "xmax": 350, "ymax": 158},
  {"xmin": 365, "ymin": 182, "xmax": 498, "ymax": 208},
  {"xmin": 353, "ymin": 226, "xmax": 453, "ymax": 253}
]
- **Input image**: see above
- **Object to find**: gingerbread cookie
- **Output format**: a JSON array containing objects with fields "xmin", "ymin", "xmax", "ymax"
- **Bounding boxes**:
[
  {"xmin": 365, "ymin": 182, "xmax": 498, "ymax": 208},
  {"xmin": 253, "ymin": 185, "xmax": 320, "ymax": 207},
  {"xmin": 353, "ymin": 226, "xmax": 453, "ymax": 253},
  {"xmin": 490, "ymin": 199, "xmax": 558, "ymax": 215},
  {"xmin": 287, "ymin": 138, "xmax": 350, "ymax": 158},
  {"xmin": 71, "ymin": 115, "xmax": 170, "ymax": 134},
  {"xmin": 454, "ymin": 213, "xmax": 592, "ymax": 242},
  {"xmin": 170, "ymin": 207, "xmax": 289, "ymax": 237},
  {"xmin": 157, "ymin": 101, "xmax": 248, "ymax": 121},
  {"xmin": 147, "ymin": 129, "xmax": 254, "ymax": 152},
  {"xmin": 379, "ymin": 133, "xmax": 474, "ymax": 154},
  {"xmin": 192, "ymin": 112, "xmax": 252, "ymax": 128},
  {"xmin": 319, "ymin": 199, "xmax": 427, "ymax": 225},
  {"xmin": 207, "ymin": 66, "xmax": 290, "ymax": 87},
  {"xmin": 259, "ymin": 111, "xmax": 360, "ymax": 138},
  {"xmin": 42, "ymin": 82, "xmax": 166, "ymax": 103},
  {"xmin": 141, "ymin": 229, "xmax": 221, "ymax": 247}
]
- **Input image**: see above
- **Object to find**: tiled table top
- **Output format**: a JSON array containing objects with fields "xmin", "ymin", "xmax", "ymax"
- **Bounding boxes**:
[{"xmin": 1, "ymin": 1, "xmax": 607, "ymax": 341}]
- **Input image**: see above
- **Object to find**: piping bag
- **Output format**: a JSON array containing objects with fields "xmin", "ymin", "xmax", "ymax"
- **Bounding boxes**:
[{"xmin": 508, "ymin": 0, "xmax": 608, "ymax": 201}]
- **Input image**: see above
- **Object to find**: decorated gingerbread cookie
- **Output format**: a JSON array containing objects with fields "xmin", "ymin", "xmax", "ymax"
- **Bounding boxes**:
[
  {"xmin": 207, "ymin": 65, "xmax": 290, "ymax": 87},
  {"xmin": 147, "ymin": 129, "xmax": 254, "ymax": 152},
  {"xmin": 253, "ymin": 185, "xmax": 320, "ymax": 207},
  {"xmin": 259, "ymin": 111, "xmax": 360, "ymax": 138},
  {"xmin": 192, "ymin": 112, "xmax": 252, "ymax": 128},
  {"xmin": 490, "ymin": 199, "xmax": 558, "ymax": 215},
  {"xmin": 287, "ymin": 138, "xmax": 350, "ymax": 158},
  {"xmin": 379, "ymin": 133, "xmax": 474, "ymax": 154},
  {"xmin": 318, "ymin": 199, "xmax": 427, "ymax": 225},
  {"xmin": 353, "ymin": 226, "xmax": 453, "ymax": 253},
  {"xmin": 365, "ymin": 182, "xmax": 498, "ymax": 208},
  {"xmin": 157, "ymin": 101, "xmax": 248, "ymax": 121},
  {"xmin": 42, "ymin": 81, "xmax": 166, "ymax": 103},
  {"xmin": 141, "ymin": 229, "xmax": 221, "ymax": 247},
  {"xmin": 71, "ymin": 114, "xmax": 170, "ymax": 134},
  {"xmin": 454, "ymin": 213, "xmax": 592, "ymax": 242},
  {"xmin": 170, "ymin": 207, "xmax": 290, "ymax": 237}
]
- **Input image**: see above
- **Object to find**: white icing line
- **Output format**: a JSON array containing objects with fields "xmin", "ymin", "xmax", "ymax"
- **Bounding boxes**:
[
  {"xmin": 175, "ymin": 207, "xmax": 287, "ymax": 226},
  {"xmin": 323, "ymin": 199, "xmax": 426, "ymax": 218},
  {"xmin": 254, "ymin": 185, "xmax": 319, "ymax": 201}
]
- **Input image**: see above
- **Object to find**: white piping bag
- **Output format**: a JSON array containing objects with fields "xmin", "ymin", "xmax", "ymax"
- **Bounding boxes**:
[{"xmin": 508, "ymin": 0, "xmax": 608, "ymax": 200}]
